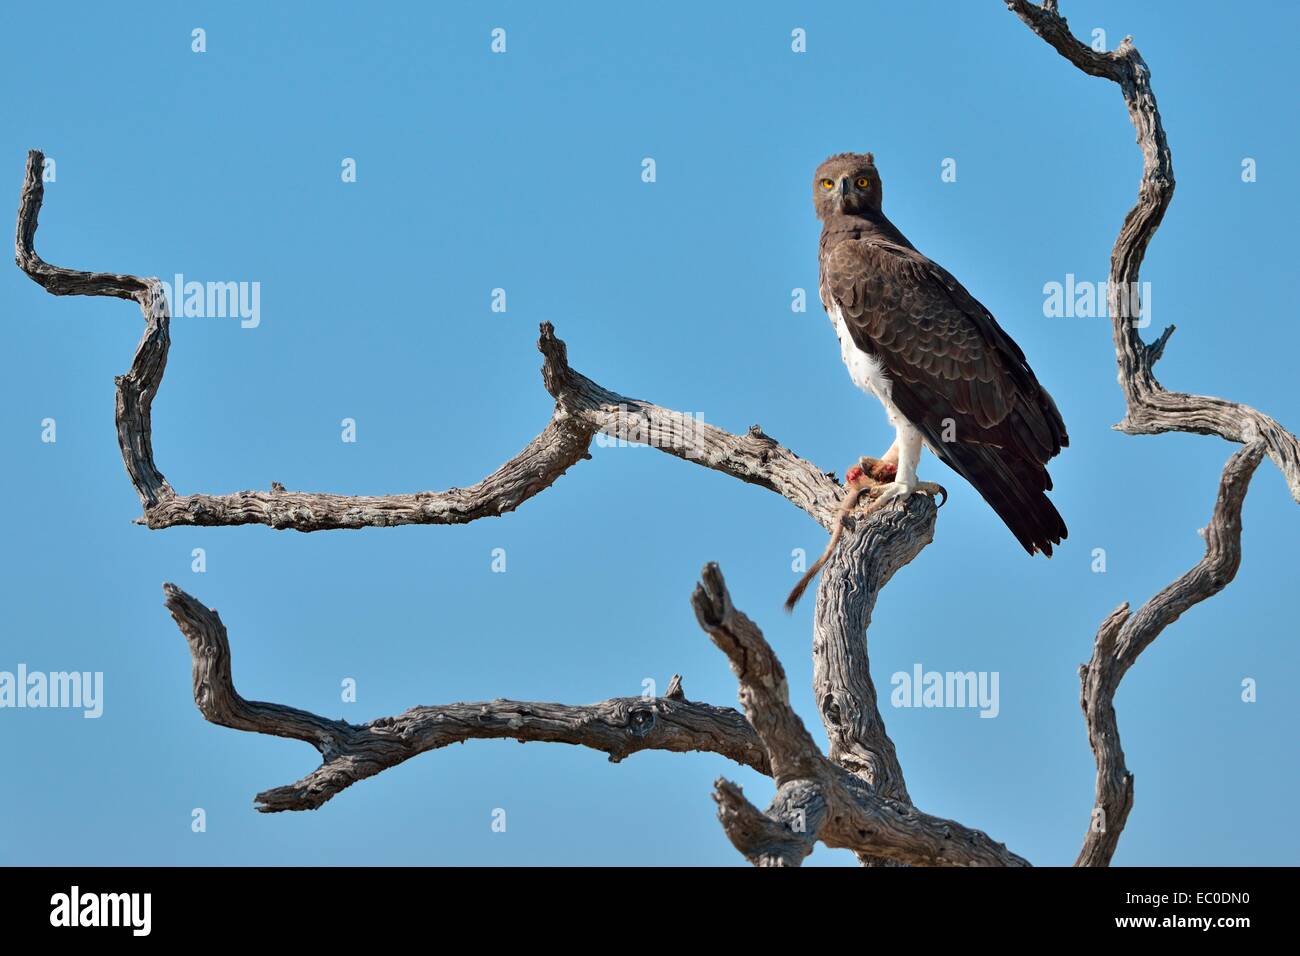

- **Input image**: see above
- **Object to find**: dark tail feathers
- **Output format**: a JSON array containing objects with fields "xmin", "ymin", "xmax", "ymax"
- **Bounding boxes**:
[{"xmin": 937, "ymin": 442, "xmax": 1066, "ymax": 556}]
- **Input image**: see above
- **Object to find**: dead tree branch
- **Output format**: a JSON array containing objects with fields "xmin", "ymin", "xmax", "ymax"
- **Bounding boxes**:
[
  {"xmin": 15, "ymin": 146, "xmax": 842, "ymax": 532},
  {"xmin": 1076, "ymin": 442, "xmax": 1264, "ymax": 866},
  {"xmin": 813, "ymin": 504, "xmax": 934, "ymax": 806},
  {"xmin": 693, "ymin": 564, "xmax": 1028, "ymax": 867},
  {"xmin": 14, "ymin": 0, "xmax": 1288, "ymax": 866},
  {"xmin": 163, "ymin": 583, "xmax": 769, "ymax": 812},
  {"xmin": 165, "ymin": 566, "xmax": 1024, "ymax": 866},
  {"xmin": 1006, "ymin": 0, "xmax": 1298, "ymax": 865},
  {"xmin": 1003, "ymin": 2, "xmax": 1300, "ymax": 494},
  {"xmin": 19, "ymin": 144, "xmax": 961, "ymax": 865}
]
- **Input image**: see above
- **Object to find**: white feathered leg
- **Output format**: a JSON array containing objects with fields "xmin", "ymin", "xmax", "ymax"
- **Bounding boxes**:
[{"xmin": 872, "ymin": 418, "xmax": 924, "ymax": 507}]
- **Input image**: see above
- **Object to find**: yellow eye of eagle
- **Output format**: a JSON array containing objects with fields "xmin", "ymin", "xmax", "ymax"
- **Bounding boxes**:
[
  {"xmin": 821, "ymin": 179, "xmax": 834, "ymax": 190},
  {"xmin": 856, "ymin": 177, "xmax": 869, "ymax": 188}
]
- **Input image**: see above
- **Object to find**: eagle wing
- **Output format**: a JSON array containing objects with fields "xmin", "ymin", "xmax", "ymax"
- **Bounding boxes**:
[{"xmin": 821, "ymin": 237, "xmax": 1068, "ymax": 555}]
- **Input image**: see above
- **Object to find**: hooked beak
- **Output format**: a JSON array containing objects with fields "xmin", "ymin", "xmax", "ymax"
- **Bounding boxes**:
[{"xmin": 839, "ymin": 177, "xmax": 851, "ymax": 196}]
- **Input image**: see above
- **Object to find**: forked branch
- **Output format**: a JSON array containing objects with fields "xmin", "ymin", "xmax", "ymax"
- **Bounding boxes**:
[
  {"xmin": 166, "ymin": 566, "xmax": 1024, "ymax": 866},
  {"xmin": 15, "ymin": 146, "xmax": 842, "ymax": 532},
  {"xmin": 1003, "ymin": 2, "xmax": 1300, "ymax": 494},
  {"xmin": 1076, "ymin": 442, "xmax": 1264, "ymax": 866},
  {"xmin": 695, "ymin": 563, "xmax": 1026, "ymax": 867},
  {"xmin": 19, "ymin": 144, "xmax": 953, "ymax": 866},
  {"xmin": 163, "ymin": 582, "xmax": 769, "ymax": 812},
  {"xmin": 14, "ymin": 1, "xmax": 1289, "ymax": 867},
  {"xmin": 1006, "ymin": 0, "xmax": 1298, "ymax": 865}
]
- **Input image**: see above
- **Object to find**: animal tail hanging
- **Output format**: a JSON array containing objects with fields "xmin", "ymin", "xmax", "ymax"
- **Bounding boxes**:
[{"xmin": 784, "ymin": 474, "xmax": 873, "ymax": 612}]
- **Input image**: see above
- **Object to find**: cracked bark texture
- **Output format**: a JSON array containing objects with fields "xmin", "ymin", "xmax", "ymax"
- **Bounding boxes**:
[
  {"xmin": 1075, "ymin": 443, "xmax": 1264, "ymax": 866},
  {"xmin": 694, "ymin": 564, "xmax": 1026, "ymax": 867},
  {"xmin": 164, "ymin": 565, "xmax": 1025, "ymax": 867},
  {"xmin": 19, "ymin": 141, "xmax": 963, "ymax": 863},
  {"xmin": 1007, "ymin": 0, "xmax": 1298, "ymax": 865},
  {"xmin": 164, "ymin": 583, "xmax": 770, "ymax": 811},
  {"xmin": 15, "ymin": 155, "xmax": 840, "ymax": 533},
  {"xmin": 18, "ymin": 2, "xmax": 1291, "ymax": 865},
  {"xmin": 813, "ymin": 503, "xmax": 935, "ymax": 805}
]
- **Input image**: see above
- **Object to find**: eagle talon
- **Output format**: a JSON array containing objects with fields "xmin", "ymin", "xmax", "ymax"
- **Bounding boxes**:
[
  {"xmin": 916, "ymin": 481, "xmax": 948, "ymax": 507},
  {"xmin": 855, "ymin": 478, "xmax": 947, "ymax": 513}
]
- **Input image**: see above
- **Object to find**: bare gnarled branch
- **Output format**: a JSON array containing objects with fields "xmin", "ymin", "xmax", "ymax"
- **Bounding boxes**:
[
  {"xmin": 163, "ymin": 583, "xmax": 769, "ymax": 812},
  {"xmin": 15, "ymin": 147, "xmax": 842, "ymax": 532},
  {"xmin": 23, "ymin": 144, "xmax": 959, "ymax": 866},
  {"xmin": 694, "ymin": 564, "xmax": 1027, "ymax": 867},
  {"xmin": 812, "ymin": 500, "xmax": 936, "ymax": 805},
  {"xmin": 164, "ymin": 565, "xmax": 1022, "ymax": 866},
  {"xmin": 1076, "ymin": 442, "xmax": 1264, "ymax": 866},
  {"xmin": 1004, "ymin": 2, "xmax": 1300, "ymax": 498},
  {"xmin": 1007, "ymin": 0, "xmax": 1298, "ymax": 865},
  {"xmin": 18, "ymin": 0, "xmax": 1287, "ymax": 867}
]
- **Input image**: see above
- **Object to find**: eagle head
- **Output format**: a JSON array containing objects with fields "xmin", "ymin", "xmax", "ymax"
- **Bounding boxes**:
[{"xmin": 813, "ymin": 152, "xmax": 882, "ymax": 221}]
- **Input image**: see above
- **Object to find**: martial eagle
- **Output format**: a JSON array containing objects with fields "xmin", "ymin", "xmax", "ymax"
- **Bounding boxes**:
[{"xmin": 812, "ymin": 151, "xmax": 1068, "ymax": 556}]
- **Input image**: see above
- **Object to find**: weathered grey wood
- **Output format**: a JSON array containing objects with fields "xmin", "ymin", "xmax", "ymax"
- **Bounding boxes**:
[
  {"xmin": 20, "ymin": 142, "xmax": 972, "ymax": 864},
  {"xmin": 1002, "ymin": 4, "xmax": 1299, "ymax": 495},
  {"xmin": 16, "ymin": 152, "xmax": 174, "ymax": 508},
  {"xmin": 163, "ymin": 583, "xmax": 770, "ymax": 811},
  {"xmin": 15, "ymin": 5, "xmax": 1292, "ymax": 866},
  {"xmin": 694, "ymin": 564, "xmax": 1027, "ymax": 867},
  {"xmin": 1076, "ymin": 443, "xmax": 1264, "ymax": 866},
  {"xmin": 1006, "ymin": 0, "xmax": 1299, "ymax": 866},
  {"xmin": 808, "ymin": 498, "xmax": 937, "ymax": 867},
  {"xmin": 813, "ymin": 499, "xmax": 935, "ymax": 804},
  {"xmin": 164, "ymin": 564, "xmax": 1027, "ymax": 865},
  {"xmin": 14, "ymin": 155, "xmax": 842, "ymax": 532}
]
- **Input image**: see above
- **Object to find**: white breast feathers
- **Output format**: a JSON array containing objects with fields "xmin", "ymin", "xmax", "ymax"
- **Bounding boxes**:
[{"xmin": 830, "ymin": 304, "xmax": 892, "ymax": 402}]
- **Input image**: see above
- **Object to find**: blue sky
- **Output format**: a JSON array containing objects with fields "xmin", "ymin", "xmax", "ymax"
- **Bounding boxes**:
[{"xmin": 0, "ymin": 0, "xmax": 1295, "ymax": 866}]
